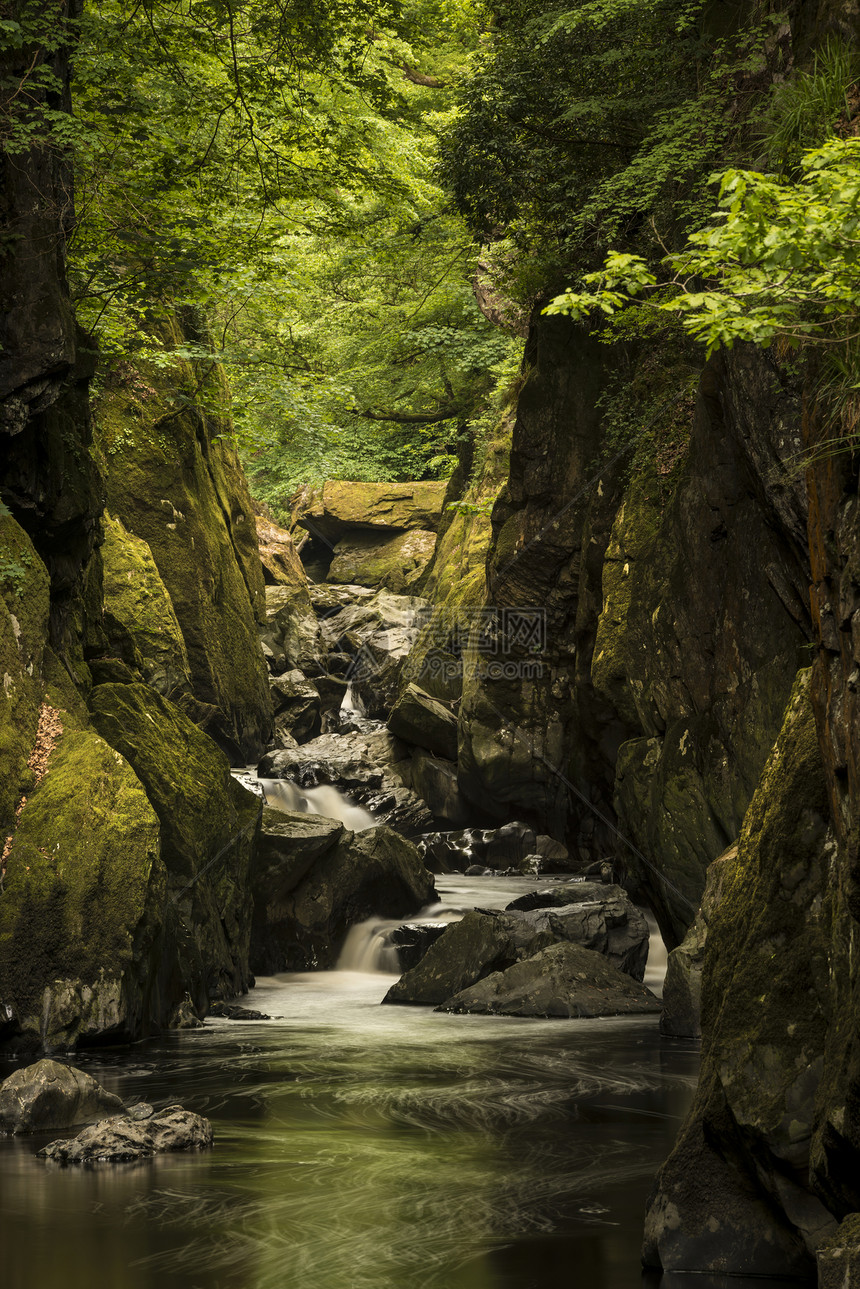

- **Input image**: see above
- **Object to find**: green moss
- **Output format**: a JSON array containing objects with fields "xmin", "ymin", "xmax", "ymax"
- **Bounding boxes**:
[
  {"xmin": 87, "ymin": 682, "xmax": 260, "ymax": 1000},
  {"xmin": 0, "ymin": 515, "xmax": 51, "ymax": 827},
  {"xmin": 0, "ymin": 724, "xmax": 164, "ymax": 1045},
  {"xmin": 100, "ymin": 512, "xmax": 191, "ymax": 695},
  {"xmin": 92, "ymin": 316, "xmax": 271, "ymax": 760},
  {"xmin": 697, "ymin": 670, "xmax": 831, "ymax": 1157},
  {"xmin": 327, "ymin": 529, "xmax": 437, "ymax": 593}
]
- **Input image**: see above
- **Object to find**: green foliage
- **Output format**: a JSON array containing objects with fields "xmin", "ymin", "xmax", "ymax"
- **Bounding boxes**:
[
  {"xmin": 544, "ymin": 137, "xmax": 860, "ymax": 362},
  {"xmin": 763, "ymin": 36, "xmax": 859, "ymax": 173},
  {"xmin": 60, "ymin": 0, "xmax": 517, "ymax": 498},
  {"xmin": 437, "ymin": 0, "xmax": 789, "ymax": 298}
]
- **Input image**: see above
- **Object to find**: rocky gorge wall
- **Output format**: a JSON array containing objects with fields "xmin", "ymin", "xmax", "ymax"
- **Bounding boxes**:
[{"xmin": 0, "ymin": 7, "xmax": 273, "ymax": 1049}]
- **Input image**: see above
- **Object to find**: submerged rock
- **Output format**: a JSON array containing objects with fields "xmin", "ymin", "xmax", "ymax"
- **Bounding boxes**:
[
  {"xmin": 208, "ymin": 1002, "xmax": 270, "ymax": 1021},
  {"xmin": 38, "ymin": 1104, "xmax": 213, "ymax": 1164},
  {"xmin": 442, "ymin": 942, "xmax": 661, "ymax": 1018},
  {"xmin": 0, "ymin": 1060, "xmax": 124, "ymax": 1135}
]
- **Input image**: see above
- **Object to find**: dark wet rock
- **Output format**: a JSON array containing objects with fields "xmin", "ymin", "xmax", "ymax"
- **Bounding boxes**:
[
  {"xmin": 507, "ymin": 881, "xmax": 625, "ymax": 912},
  {"xmin": 441, "ymin": 942, "xmax": 661, "ymax": 1018},
  {"xmin": 208, "ymin": 1002, "xmax": 270, "ymax": 1021},
  {"xmin": 259, "ymin": 728, "xmax": 434, "ymax": 835},
  {"xmin": 465, "ymin": 864, "xmax": 492, "ymax": 876},
  {"xmin": 416, "ymin": 822, "xmax": 563, "ymax": 873},
  {"xmin": 387, "ymin": 923, "xmax": 448, "ymax": 973},
  {"xmin": 643, "ymin": 673, "xmax": 834, "ymax": 1277},
  {"xmin": 383, "ymin": 910, "xmax": 528, "ymax": 1006},
  {"xmin": 168, "ymin": 996, "xmax": 203, "ymax": 1029},
  {"xmin": 251, "ymin": 824, "xmax": 436, "ymax": 973},
  {"xmin": 384, "ymin": 891, "xmax": 649, "ymax": 1007},
  {"xmin": 388, "ymin": 683, "xmax": 459, "ymax": 761},
  {"xmin": 270, "ymin": 669, "xmax": 322, "ymax": 743},
  {"xmin": 516, "ymin": 898, "xmax": 650, "ymax": 980},
  {"xmin": 255, "ymin": 806, "xmax": 344, "ymax": 897},
  {"xmin": 38, "ymin": 1105, "xmax": 213, "ymax": 1164},
  {"xmin": 818, "ymin": 1215, "xmax": 860, "ymax": 1289},
  {"xmin": 404, "ymin": 750, "xmax": 474, "ymax": 829},
  {"xmin": 660, "ymin": 844, "xmax": 734, "ymax": 1040},
  {"xmin": 0, "ymin": 1060, "xmax": 124, "ymax": 1135}
]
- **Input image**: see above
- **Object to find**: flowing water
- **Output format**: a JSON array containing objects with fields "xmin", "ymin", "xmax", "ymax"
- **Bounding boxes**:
[{"xmin": 0, "ymin": 876, "xmax": 699, "ymax": 1289}]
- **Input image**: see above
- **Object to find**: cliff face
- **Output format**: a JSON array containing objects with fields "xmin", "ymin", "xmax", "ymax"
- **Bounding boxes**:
[
  {"xmin": 0, "ymin": 9, "xmax": 270, "ymax": 1050},
  {"xmin": 456, "ymin": 310, "xmax": 813, "ymax": 946}
]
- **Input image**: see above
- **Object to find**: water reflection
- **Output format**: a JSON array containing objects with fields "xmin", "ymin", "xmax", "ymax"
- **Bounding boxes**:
[{"xmin": 0, "ymin": 970, "xmax": 698, "ymax": 1289}]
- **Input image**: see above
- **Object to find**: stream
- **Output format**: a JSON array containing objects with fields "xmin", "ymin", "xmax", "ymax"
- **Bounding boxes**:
[{"xmin": 0, "ymin": 872, "xmax": 698, "ymax": 1289}]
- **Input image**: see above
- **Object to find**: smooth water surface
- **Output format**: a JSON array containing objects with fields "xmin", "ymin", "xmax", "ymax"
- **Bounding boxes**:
[{"xmin": 0, "ymin": 879, "xmax": 698, "ymax": 1289}]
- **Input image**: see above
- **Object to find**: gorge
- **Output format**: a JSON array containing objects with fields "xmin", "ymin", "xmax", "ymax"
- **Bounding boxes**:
[{"xmin": 2, "ymin": 0, "xmax": 860, "ymax": 1286}]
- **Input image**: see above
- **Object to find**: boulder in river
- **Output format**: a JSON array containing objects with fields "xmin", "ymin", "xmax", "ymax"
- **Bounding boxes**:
[
  {"xmin": 261, "ymin": 582, "xmax": 324, "ymax": 679},
  {"xmin": 382, "ymin": 908, "xmax": 556, "ymax": 1006},
  {"xmin": 384, "ymin": 890, "xmax": 649, "ymax": 1006},
  {"xmin": 441, "ymin": 942, "xmax": 661, "ymax": 1018},
  {"xmin": 38, "ymin": 1104, "xmax": 213, "ymax": 1164},
  {"xmin": 251, "ymin": 822, "xmax": 436, "ymax": 972},
  {"xmin": 0, "ymin": 1060, "xmax": 124, "ymax": 1134}
]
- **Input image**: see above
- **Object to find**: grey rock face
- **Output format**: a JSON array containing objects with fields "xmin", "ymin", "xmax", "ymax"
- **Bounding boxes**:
[
  {"xmin": 442, "ymin": 941, "xmax": 661, "ymax": 1018},
  {"xmin": 388, "ymin": 683, "xmax": 459, "ymax": 761},
  {"xmin": 0, "ymin": 1060, "xmax": 124, "ymax": 1135}
]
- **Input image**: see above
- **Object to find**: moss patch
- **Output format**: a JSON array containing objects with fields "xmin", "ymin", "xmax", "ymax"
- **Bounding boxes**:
[{"xmin": 0, "ymin": 724, "xmax": 165, "ymax": 1048}]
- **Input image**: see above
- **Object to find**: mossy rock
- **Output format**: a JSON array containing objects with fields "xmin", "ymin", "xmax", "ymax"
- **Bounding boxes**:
[
  {"xmin": 0, "ymin": 513, "xmax": 50, "ymax": 829},
  {"xmin": 327, "ymin": 529, "xmax": 437, "ymax": 593},
  {"xmin": 92, "ymin": 322, "xmax": 271, "ymax": 761},
  {"xmin": 100, "ymin": 512, "xmax": 192, "ymax": 696},
  {"xmin": 87, "ymin": 682, "xmax": 261, "ymax": 1005},
  {"xmin": 0, "ymin": 723, "xmax": 170, "ymax": 1050},
  {"xmin": 294, "ymin": 480, "xmax": 448, "ymax": 543},
  {"xmin": 644, "ymin": 670, "xmax": 835, "ymax": 1273}
]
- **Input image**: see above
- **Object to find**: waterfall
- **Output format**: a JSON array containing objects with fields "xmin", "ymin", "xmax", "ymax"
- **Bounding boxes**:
[
  {"xmin": 255, "ymin": 775, "xmax": 376, "ymax": 831},
  {"xmin": 337, "ymin": 920, "xmax": 403, "ymax": 974}
]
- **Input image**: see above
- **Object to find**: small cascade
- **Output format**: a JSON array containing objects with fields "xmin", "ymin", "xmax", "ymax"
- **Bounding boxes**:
[
  {"xmin": 249, "ymin": 773, "xmax": 377, "ymax": 831},
  {"xmin": 643, "ymin": 912, "xmax": 668, "ymax": 998},
  {"xmin": 337, "ymin": 920, "xmax": 403, "ymax": 974}
]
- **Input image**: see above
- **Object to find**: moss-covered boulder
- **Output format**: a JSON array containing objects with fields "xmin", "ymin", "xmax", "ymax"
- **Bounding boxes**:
[
  {"xmin": 0, "ymin": 721, "xmax": 172, "ymax": 1051},
  {"xmin": 88, "ymin": 682, "xmax": 261, "ymax": 1008},
  {"xmin": 99, "ymin": 512, "xmax": 192, "ymax": 696},
  {"xmin": 293, "ymin": 480, "xmax": 448, "ymax": 543},
  {"xmin": 93, "ymin": 323, "xmax": 271, "ymax": 761},
  {"xmin": 643, "ymin": 671, "xmax": 835, "ymax": 1277},
  {"xmin": 0, "ymin": 513, "xmax": 51, "ymax": 831},
  {"xmin": 327, "ymin": 529, "xmax": 437, "ymax": 593}
]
